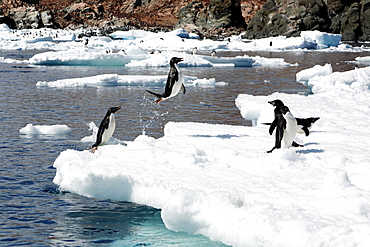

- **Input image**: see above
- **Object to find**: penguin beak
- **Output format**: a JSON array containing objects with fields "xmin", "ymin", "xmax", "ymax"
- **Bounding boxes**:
[
  {"xmin": 268, "ymin": 100, "xmax": 275, "ymax": 106},
  {"xmin": 112, "ymin": 106, "xmax": 121, "ymax": 113},
  {"xmin": 179, "ymin": 58, "xmax": 183, "ymax": 62}
]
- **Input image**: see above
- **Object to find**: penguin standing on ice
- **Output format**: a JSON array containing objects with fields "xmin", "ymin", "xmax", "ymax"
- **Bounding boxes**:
[
  {"xmin": 90, "ymin": 106, "xmax": 121, "ymax": 153},
  {"xmin": 146, "ymin": 57, "xmax": 186, "ymax": 104},
  {"xmin": 267, "ymin": 100, "xmax": 300, "ymax": 153}
]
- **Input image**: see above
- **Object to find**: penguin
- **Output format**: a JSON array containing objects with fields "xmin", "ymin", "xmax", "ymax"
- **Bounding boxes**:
[
  {"xmin": 211, "ymin": 50, "xmax": 217, "ymax": 57},
  {"xmin": 192, "ymin": 47, "xmax": 198, "ymax": 55},
  {"xmin": 84, "ymin": 38, "xmax": 89, "ymax": 48},
  {"xmin": 262, "ymin": 117, "xmax": 319, "ymax": 136},
  {"xmin": 146, "ymin": 57, "xmax": 186, "ymax": 104},
  {"xmin": 90, "ymin": 106, "xmax": 121, "ymax": 153},
  {"xmin": 296, "ymin": 117, "xmax": 320, "ymax": 136},
  {"xmin": 267, "ymin": 100, "xmax": 299, "ymax": 153},
  {"xmin": 150, "ymin": 50, "xmax": 161, "ymax": 54}
]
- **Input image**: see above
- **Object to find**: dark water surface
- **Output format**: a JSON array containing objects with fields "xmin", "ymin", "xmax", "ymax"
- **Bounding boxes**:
[{"xmin": 1, "ymin": 49, "xmax": 369, "ymax": 246}]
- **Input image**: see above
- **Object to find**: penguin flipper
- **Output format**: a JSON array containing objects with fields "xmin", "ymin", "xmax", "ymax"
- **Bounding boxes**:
[
  {"xmin": 275, "ymin": 124, "xmax": 284, "ymax": 149},
  {"xmin": 269, "ymin": 119, "xmax": 277, "ymax": 135},
  {"xmin": 181, "ymin": 84, "xmax": 186, "ymax": 94}
]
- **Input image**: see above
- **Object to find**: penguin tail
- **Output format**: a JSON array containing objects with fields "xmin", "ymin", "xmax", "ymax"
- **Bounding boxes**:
[
  {"xmin": 146, "ymin": 90, "xmax": 164, "ymax": 104},
  {"xmin": 146, "ymin": 90, "xmax": 162, "ymax": 98}
]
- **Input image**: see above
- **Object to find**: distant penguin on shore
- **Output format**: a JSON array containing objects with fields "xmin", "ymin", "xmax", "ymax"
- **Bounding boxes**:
[
  {"xmin": 84, "ymin": 38, "xmax": 89, "ymax": 48},
  {"xmin": 211, "ymin": 50, "xmax": 217, "ymax": 57},
  {"xmin": 192, "ymin": 47, "xmax": 197, "ymax": 55},
  {"xmin": 267, "ymin": 100, "xmax": 300, "ymax": 153},
  {"xmin": 146, "ymin": 57, "xmax": 186, "ymax": 104},
  {"xmin": 90, "ymin": 106, "xmax": 121, "ymax": 153}
]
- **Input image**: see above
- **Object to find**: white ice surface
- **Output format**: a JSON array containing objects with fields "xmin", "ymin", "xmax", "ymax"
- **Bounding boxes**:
[
  {"xmin": 19, "ymin": 123, "xmax": 71, "ymax": 135},
  {"xmin": 53, "ymin": 64, "xmax": 370, "ymax": 246},
  {"xmin": 296, "ymin": 63, "xmax": 333, "ymax": 82},
  {"xmin": 35, "ymin": 74, "xmax": 226, "ymax": 88}
]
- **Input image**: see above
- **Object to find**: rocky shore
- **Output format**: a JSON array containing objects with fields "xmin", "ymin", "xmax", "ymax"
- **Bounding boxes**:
[{"xmin": 0, "ymin": 0, "xmax": 369, "ymax": 41}]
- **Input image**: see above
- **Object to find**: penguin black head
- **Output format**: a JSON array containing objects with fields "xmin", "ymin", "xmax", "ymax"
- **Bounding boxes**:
[
  {"xmin": 108, "ymin": 106, "xmax": 121, "ymax": 114},
  {"xmin": 280, "ymin": 106, "xmax": 290, "ymax": 114},
  {"xmin": 268, "ymin": 99, "xmax": 285, "ymax": 107},
  {"xmin": 170, "ymin": 57, "xmax": 183, "ymax": 65}
]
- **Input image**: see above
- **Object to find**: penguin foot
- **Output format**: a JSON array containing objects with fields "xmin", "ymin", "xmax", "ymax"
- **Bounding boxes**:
[
  {"xmin": 267, "ymin": 147, "xmax": 275, "ymax": 153},
  {"xmin": 91, "ymin": 147, "xmax": 97, "ymax": 153},
  {"xmin": 292, "ymin": 141, "xmax": 304, "ymax": 147},
  {"xmin": 155, "ymin": 98, "xmax": 163, "ymax": 104}
]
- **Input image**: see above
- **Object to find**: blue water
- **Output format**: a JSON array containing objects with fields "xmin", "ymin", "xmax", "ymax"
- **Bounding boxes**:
[{"xmin": 0, "ymin": 49, "xmax": 368, "ymax": 246}]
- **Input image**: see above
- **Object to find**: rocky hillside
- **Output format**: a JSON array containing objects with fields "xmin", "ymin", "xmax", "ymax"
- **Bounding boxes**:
[
  {"xmin": 0, "ymin": 0, "xmax": 265, "ymax": 38},
  {"xmin": 243, "ymin": 0, "xmax": 370, "ymax": 41},
  {"xmin": 1, "ymin": 0, "xmax": 370, "ymax": 41}
]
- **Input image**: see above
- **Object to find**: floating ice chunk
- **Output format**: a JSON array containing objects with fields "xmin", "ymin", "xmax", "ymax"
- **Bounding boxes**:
[
  {"xmin": 355, "ymin": 56, "xmax": 370, "ymax": 64},
  {"xmin": 300, "ymin": 66, "xmax": 370, "ymax": 94},
  {"xmin": 36, "ymin": 74, "xmax": 120, "ymax": 87},
  {"xmin": 19, "ymin": 123, "xmax": 71, "ymax": 135},
  {"xmin": 252, "ymin": 55, "xmax": 293, "ymax": 67},
  {"xmin": 36, "ymin": 73, "xmax": 225, "ymax": 88},
  {"xmin": 29, "ymin": 48, "xmax": 133, "ymax": 66},
  {"xmin": 109, "ymin": 30, "xmax": 152, "ymax": 40},
  {"xmin": 202, "ymin": 55, "xmax": 254, "ymax": 67},
  {"xmin": 0, "ymin": 57, "xmax": 26, "ymax": 64},
  {"xmin": 301, "ymin": 31, "xmax": 342, "ymax": 48},
  {"xmin": 126, "ymin": 53, "xmax": 212, "ymax": 67},
  {"xmin": 185, "ymin": 78, "xmax": 227, "ymax": 87},
  {"xmin": 296, "ymin": 63, "xmax": 333, "ymax": 82}
]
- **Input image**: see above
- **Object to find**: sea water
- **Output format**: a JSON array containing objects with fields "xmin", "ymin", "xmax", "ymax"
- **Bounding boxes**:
[{"xmin": 0, "ymin": 49, "xmax": 368, "ymax": 246}]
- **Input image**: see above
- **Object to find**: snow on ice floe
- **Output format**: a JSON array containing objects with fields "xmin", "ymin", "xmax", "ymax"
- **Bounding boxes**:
[
  {"xmin": 0, "ymin": 24, "xmax": 366, "ymax": 52},
  {"xmin": 296, "ymin": 64, "xmax": 370, "ymax": 94},
  {"xmin": 28, "ymin": 47, "xmax": 139, "ymax": 66},
  {"xmin": 296, "ymin": 63, "xmax": 333, "ymax": 82},
  {"xmin": 36, "ymin": 74, "xmax": 226, "ymax": 88},
  {"xmin": 28, "ymin": 47, "xmax": 291, "ymax": 67},
  {"xmin": 355, "ymin": 56, "xmax": 370, "ymax": 64},
  {"xmin": 19, "ymin": 123, "xmax": 71, "ymax": 135},
  {"xmin": 53, "ymin": 63, "xmax": 370, "ymax": 246}
]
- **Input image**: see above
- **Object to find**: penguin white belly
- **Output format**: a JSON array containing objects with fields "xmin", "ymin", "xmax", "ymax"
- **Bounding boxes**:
[
  {"xmin": 169, "ymin": 64, "xmax": 184, "ymax": 98},
  {"xmin": 296, "ymin": 125, "xmax": 305, "ymax": 134},
  {"xmin": 100, "ymin": 114, "xmax": 116, "ymax": 145},
  {"xmin": 281, "ymin": 112, "xmax": 297, "ymax": 149}
]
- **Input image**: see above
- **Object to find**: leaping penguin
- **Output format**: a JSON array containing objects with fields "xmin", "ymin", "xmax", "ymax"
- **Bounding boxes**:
[
  {"xmin": 90, "ymin": 106, "xmax": 121, "ymax": 153},
  {"xmin": 146, "ymin": 57, "xmax": 186, "ymax": 104},
  {"xmin": 267, "ymin": 100, "xmax": 300, "ymax": 153}
]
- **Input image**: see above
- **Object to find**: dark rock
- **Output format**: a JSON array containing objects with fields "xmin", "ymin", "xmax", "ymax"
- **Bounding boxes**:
[
  {"xmin": 177, "ymin": 0, "xmax": 246, "ymax": 36},
  {"xmin": 360, "ymin": 0, "xmax": 370, "ymax": 40},
  {"xmin": 244, "ymin": 0, "xmax": 331, "ymax": 39},
  {"xmin": 243, "ymin": 0, "xmax": 369, "ymax": 42}
]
